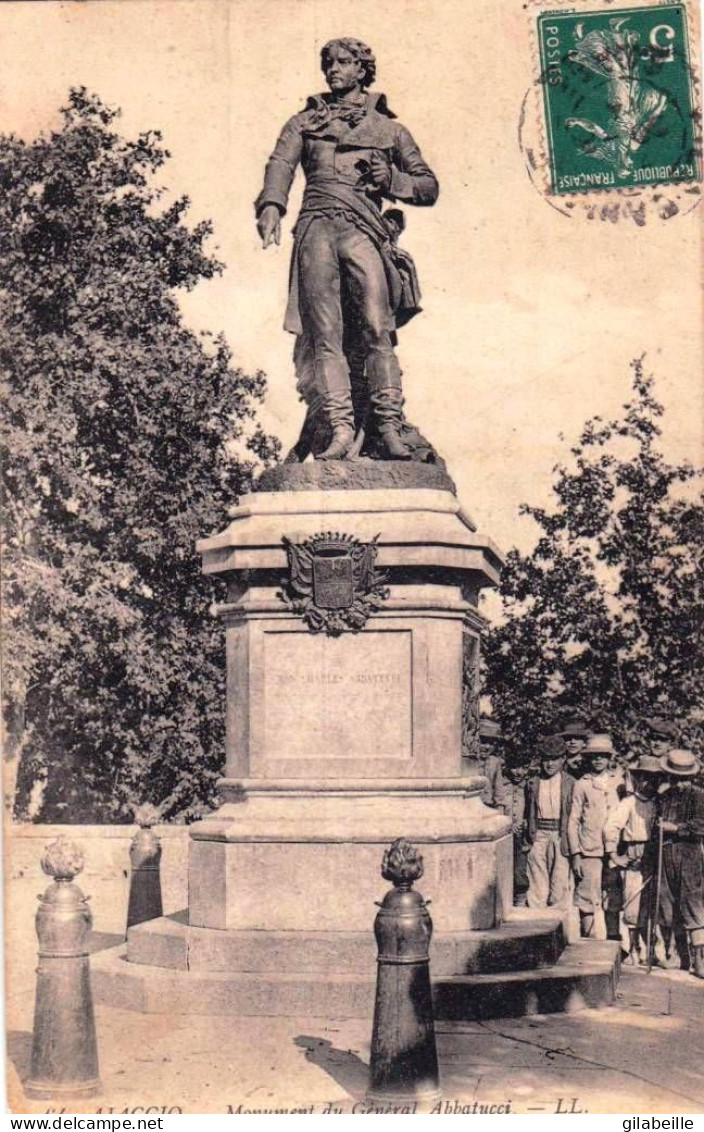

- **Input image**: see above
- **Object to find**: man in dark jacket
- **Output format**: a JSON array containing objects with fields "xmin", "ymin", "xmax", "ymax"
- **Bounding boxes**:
[
  {"xmin": 657, "ymin": 748, "xmax": 704, "ymax": 979},
  {"xmin": 506, "ymin": 764, "xmax": 530, "ymax": 905},
  {"xmin": 524, "ymin": 736, "xmax": 575, "ymax": 909},
  {"xmin": 255, "ymin": 37, "xmax": 438, "ymax": 461}
]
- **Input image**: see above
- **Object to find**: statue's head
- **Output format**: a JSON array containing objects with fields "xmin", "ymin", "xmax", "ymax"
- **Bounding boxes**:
[{"xmin": 321, "ymin": 38, "xmax": 376, "ymax": 92}]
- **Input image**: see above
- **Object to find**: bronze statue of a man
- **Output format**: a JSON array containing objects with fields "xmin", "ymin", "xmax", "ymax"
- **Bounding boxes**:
[{"xmin": 256, "ymin": 37, "xmax": 439, "ymax": 462}]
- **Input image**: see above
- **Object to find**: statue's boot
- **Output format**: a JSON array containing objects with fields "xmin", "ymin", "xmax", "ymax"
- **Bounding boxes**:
[
  {"xmin": 318, "ymin": 421, "xmax": 355, "ymax": 461},
  {"xmin": 379, "ymin": 422, "xmax": 412, "ymax": 460},
  {"xmin": 579, "ymin": 911, "xmax": 595, "ymax": 939},
  {"xmin": 693, "ymin": 945, "xmax": 704, "ymax": 979},
  {"xmin": 367, "ymin": 353, "xmax": 411, "ymax": 460},
  {"xmin": 316, "ymin": 360, "xmax": 356, "ymax": 462},
  {"xmin": 627, "ymin": 928, "xmax": 642, "ymax": 965}
]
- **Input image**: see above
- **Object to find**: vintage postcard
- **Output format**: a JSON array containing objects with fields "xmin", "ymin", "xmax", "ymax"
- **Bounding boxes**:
[{"xmin": 1, "ymin": 0, "xmax": 703, "ymax": 1118}]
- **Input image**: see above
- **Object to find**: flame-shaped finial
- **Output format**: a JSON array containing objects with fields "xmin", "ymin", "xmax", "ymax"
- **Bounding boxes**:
[
  {"xmin": 381, "ymin": 838, "xmax": 424, "ymax": 887},
  {"xmin": 40, "ymin": 837, "xmax": 85, "ymax": 881}
]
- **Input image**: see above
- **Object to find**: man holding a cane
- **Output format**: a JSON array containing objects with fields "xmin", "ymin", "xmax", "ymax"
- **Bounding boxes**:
[{"xmin": 655, "ymin": 749, "xmax": 704, "ymax": 980}]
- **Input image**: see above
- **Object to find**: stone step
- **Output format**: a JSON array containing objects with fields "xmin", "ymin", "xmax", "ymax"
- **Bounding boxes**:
[
  {"xmin": 433, "ymin": 940, "xmax": 621, "ymax": 1020},
  {"xmin": 125, "ymin": 910, "xmax": 566, "ymax": 976},
  {"xmin": 91, "ymin": 938, "xmax": 619, "ymax": 1020}
]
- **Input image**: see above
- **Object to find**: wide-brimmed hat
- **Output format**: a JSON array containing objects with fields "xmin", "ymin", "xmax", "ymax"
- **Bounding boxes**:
[
  {"xmin": 643, "ymin": 717, "xmax": 678, "ymax": 740},
  {"xmin": 584, "ymin": 733, "xmax": 615, "ymax": 756},
  {"xmin": 538, "ymin": 735, "xmax": 566, "ymax": 760},
  {"xmin": 631, "ymin": 754, "xmax": 663, "ymax": 774},
  {"xmin": 479, "ymin": 718, "xmax": 502, "ymax": 742},
  {"xmin": 659, "ymin": 749, "xmax": 701, "ymax": 777}
]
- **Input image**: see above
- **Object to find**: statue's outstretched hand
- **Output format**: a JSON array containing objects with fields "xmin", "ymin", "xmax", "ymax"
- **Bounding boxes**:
[{"xmin": 257, "ymin": 205, "xmax": 281, "ymax": 248}]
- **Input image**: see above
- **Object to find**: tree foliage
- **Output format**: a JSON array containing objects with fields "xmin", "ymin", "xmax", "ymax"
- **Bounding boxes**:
[
  {"xmin": 483, "ymin": 359, "xmax": 703, "ymax": 764},
  {"xmin": 1, "ymin": 89, "xmax": 279, "ymax": 822}
]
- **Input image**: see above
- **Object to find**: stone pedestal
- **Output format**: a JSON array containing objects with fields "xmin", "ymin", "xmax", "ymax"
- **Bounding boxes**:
[
  {"xmin": 90, "ymin": 464, "xmax": 620, "ymax": 1020},
  {"xmin": 190, "ymin": 466, "xmax": 511, "ymax": 939}
]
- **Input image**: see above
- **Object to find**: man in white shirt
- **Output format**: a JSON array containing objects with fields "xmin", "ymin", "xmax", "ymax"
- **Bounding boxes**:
[{"xmin": 604, "ymin": 754, "xmax": 661, "ymax": 964}]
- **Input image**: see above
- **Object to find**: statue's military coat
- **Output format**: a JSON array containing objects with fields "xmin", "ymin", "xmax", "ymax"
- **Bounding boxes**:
[{"xmin": 255, "ymin": 92, "xmax": 438, "ymax": 335}]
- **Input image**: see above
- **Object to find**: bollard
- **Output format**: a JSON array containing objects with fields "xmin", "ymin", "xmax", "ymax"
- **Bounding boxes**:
[
  {"xmin": 126, "ymin": 803, "xmax": 163, "ymax": 933},
  {"xmin": 367, "ymin": 838, "xmax": 441, "ymax": 1110},
  {"xmin": 25, "ymin": 838, "xmax": 101, "ymax": 1099}
]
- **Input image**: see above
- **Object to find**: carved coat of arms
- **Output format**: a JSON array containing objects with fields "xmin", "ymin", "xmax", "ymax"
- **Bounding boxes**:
[{"xmin": 280, "ymin": 532, "xmax": 389, "ymax": 634}]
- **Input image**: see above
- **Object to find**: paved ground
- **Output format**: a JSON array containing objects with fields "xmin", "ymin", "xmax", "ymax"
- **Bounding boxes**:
[{"xmin": 6, "ymin": 935, "xmax": 704, "ymax": 1116}]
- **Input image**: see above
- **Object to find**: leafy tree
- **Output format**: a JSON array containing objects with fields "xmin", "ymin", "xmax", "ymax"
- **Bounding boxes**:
[
  {"xmin": 483, "ymin": 359, "xmax": 703, "ymax": 765},
  {"xmin": 1, "ymin": 88, "xmax": 279, "ymax": 822}
]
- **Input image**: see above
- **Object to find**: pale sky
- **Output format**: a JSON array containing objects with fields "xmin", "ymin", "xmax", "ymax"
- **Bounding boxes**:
[{"xmin": 1, "ymin": 0, "xmax": 701, "ymax": 555}]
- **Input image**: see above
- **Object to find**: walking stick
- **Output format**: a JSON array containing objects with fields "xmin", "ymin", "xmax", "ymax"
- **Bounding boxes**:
[
  {"xmin": 647, "ymin": 819, "xmax": 665, "ymax": 974},
  {"xmin": 621, "ymin": 873, "xmax": 652, "ymax": 913}
]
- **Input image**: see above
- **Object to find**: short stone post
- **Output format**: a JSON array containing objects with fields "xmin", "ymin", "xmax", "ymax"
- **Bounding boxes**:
[
  {"xmin": 126, "ymin": 804, "xmax": 163, "ymax": 933},
  {"xmin": 25, "ymin": 838, "xmax": 101, "ymax": 1100},
  {"xmin": 367, "ymin": 838, "xmax": 441, "ymax": 1110}
]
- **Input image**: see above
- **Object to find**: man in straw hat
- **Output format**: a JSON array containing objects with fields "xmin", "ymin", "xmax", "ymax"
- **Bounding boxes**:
[
  {"xmin": 604, "ymin": 754, "xmax": 662, "ymax": 964},
  {"xmin": 524, "ymin": 736, "xmax": 574, "ymax": 910},
  {"xmin": 567, "ymin": 733, "xmax": 624, "ymax": 939},
  {"xmin": 656, "ymin": 748, "xmax": 704, "ymax": 979}
]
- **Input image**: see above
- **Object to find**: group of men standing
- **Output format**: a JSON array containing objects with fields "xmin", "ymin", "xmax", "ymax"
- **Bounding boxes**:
[{"xmin": 473, "ymin": 715, "xmax": 704, "ymax": 980}]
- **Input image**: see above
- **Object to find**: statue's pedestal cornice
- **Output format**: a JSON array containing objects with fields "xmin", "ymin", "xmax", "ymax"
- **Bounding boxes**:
[{"xmin": 198, "ymin": 480, "xmax": 503, "ymax": 592}]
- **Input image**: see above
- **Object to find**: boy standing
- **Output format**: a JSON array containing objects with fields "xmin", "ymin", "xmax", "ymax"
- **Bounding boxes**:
[
  {"xmin": 568, "ymin": 734, "xmax": 624, "ymax": 939},
  {"xmin": 604, "ymin": 754, "xmax": 661, "ymax": 964}
]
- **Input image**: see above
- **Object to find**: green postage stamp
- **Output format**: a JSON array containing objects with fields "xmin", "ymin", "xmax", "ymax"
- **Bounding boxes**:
[{"xmin": 537, "ymin": 5, "xmax": 700, "ymax": 194}]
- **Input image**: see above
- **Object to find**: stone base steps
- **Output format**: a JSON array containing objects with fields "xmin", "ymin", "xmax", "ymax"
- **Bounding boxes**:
[
  {"xmin": 90, "ymin": 910, "xmax": 620, "ymax": 1020},
  {"xmin": 124, "ymin": 909, "xmax": 566, "ymax": 977}
]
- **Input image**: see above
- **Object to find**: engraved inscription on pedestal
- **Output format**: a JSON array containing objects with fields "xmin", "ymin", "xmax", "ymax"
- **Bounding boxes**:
[{"xmin": 263, "ymin": 630, "xmax": 412, "ymax": 761}]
